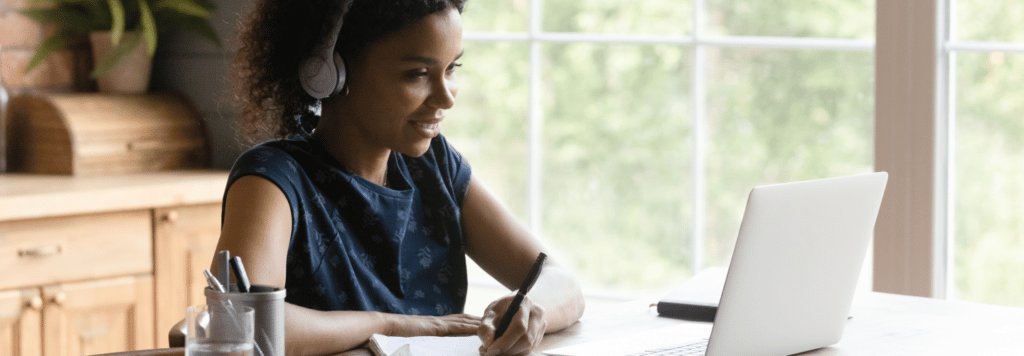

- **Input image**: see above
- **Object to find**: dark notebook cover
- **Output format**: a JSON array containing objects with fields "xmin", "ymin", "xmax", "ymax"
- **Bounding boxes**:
[
  {"xmin": 656, "ymin": 300, "xmax": 718, "ymax": 322},
  {"xmin": 655, "ymin": 267, "xmax": 727, "ymax": 322}
]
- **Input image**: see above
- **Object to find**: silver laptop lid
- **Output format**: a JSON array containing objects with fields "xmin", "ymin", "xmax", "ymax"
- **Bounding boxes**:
[{"xmin": 706, "ymin": 172, "xmax": 887, "ymax": 356}]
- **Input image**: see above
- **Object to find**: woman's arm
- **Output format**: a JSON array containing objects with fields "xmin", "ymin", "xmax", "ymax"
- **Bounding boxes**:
[
  {"xmin": 461, "ymin": 177, "xmax": 586, "ymax": 356},
  {"xmin": 215, "ymin": 176, "xmax": 478, "ymax": 356},
  {"xmin": 285, "ymin": 304, "xmax": 479, "ymax": 355}
]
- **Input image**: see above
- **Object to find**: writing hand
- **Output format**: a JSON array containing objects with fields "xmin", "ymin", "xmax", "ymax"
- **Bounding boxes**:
[{"xmin": 478, "ymin": 294, "xmax": 547, "ymax": 356}]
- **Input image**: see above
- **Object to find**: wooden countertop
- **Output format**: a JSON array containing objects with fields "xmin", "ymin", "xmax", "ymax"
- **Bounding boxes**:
[{"xmin": 0, "ymin": 170, "xmax": 229, "ymax": 221}]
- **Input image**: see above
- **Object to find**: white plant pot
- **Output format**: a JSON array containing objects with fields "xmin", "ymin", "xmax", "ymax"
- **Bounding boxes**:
[{"xmin": 89, "ymin": 31, "xmax": 153, "ymax": 94}]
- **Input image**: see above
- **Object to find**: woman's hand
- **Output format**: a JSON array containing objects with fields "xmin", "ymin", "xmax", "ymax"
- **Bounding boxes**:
[
  {"xmin": 383, "ymin": 313, "xmax": 481, "ymax": 337},
  {"xmin": 478, "ymin": 294, "xmax": 548, "ymax": 356}
]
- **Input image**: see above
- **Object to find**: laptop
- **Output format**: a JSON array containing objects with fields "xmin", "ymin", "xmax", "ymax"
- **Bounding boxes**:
[{"xmin": 545, "ymin": 172, "xmax": 888, "ymax": 356}]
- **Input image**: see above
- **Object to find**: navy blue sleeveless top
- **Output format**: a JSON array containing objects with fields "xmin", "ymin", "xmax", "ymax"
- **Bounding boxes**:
[{"xmin": 224, "ymin": 133, "xmax": 471, "ymax": 315}]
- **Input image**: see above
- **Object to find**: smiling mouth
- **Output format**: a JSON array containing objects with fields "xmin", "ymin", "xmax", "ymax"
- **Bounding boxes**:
[
  {"xmin": 414, "ymin": 121, "xmax": 441, "ymax": 131},
  {"xmin": 411, "ymin": 120, "xmax": 442, "ymax": 138}
]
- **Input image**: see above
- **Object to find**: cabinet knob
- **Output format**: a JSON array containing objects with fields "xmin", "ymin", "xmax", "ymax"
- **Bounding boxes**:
[
  {"xmin": 27, "ymin": 296, "xmax": 43, "ymax": 310},
  {"xmin": 162, "ymin": 210, "xmax": 180, "ymax": 223},
  {"xmin": 18, "ymin": 244, "xmax": 63, "ymax": 259},
  {"xmin": 50, "ymin": 292, "xmax": 67, "ymax": 306}
]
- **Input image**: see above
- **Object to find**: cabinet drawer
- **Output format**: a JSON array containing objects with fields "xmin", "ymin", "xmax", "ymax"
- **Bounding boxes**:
[{"xmin": 0, "ymin": 210, "xmax": 152, "ymax": 290}]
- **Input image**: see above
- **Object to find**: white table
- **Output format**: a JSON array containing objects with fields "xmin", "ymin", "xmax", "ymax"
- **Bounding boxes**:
[{"xmin": 538, "ymin": 291, "xmax": 1024, "ymax": 355}]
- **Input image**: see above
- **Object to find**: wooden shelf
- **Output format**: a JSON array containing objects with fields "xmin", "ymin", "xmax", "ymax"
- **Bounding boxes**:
[{"xmin": 0, "ymin": 170, "xmax": 228, "ymax": 221}]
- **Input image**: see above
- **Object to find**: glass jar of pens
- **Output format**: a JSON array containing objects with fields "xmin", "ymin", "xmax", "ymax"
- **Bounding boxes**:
[{"xmin": 187, "ymin": 250, "xmax": 286, "ymax": 356}]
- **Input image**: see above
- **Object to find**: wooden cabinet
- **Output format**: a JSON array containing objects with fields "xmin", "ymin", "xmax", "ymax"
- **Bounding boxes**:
[
  {"xmin": 0, "ymin": 210, "xmax": 154, "ymax": 356},
  {"xmin": 0, "ymin": 211, "xmax": 152, "ymax": 292},
  {"xmin": 153, "ymin": 203, "xmax": 222, "ymax": 348},
  {"xmin": 0, "ymin": 171, "xmax": 228, "ymax": 355},
  {"xmin": 0, "ymin": 289, "xmax": 42, "ymax": 356},
  {"xmin": 41, "ymin": 277, "xmax": 154, "ymax": 356},
  {"xmin": 0, "ymin": 278, "xmax": 154, "ymax": 356}
]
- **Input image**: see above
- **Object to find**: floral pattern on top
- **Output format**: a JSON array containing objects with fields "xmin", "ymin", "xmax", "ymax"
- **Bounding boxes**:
[{"xmin": 224, "ymin": 133, "xmax": 471, "ymax": 315}]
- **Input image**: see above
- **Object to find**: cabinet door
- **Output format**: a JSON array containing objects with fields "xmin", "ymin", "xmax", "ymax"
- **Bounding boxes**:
[
  {"xmin": 0, "ymin": 211, "xmax": 151, "ymax": 291},
  {"xmin": 0, "ymin": 289, "xmax": 42, "ymax": 356},
  {"xmin": 41, "ymin": 276, "xmax": 154, "ymax": 356},
  {"xmin": 153, "ymin": 203, "xmax": 222, "ymax": 347}
]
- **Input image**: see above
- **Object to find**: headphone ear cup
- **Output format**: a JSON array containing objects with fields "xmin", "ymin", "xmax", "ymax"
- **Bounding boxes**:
[
  {"xmin": 300, "ymin": 0, "xmax": 351, "ymax": 99},
  {"xmin": 333, "ymin": 52, "xmax": 347, "ymax": 95},
  {"xmin": 299, "ymin": 54, "xmax": 338, "ymax": 99}
]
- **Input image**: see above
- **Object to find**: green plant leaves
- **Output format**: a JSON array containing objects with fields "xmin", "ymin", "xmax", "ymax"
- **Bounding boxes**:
[
  {"xmin": 157, "ymin": 11, "xmax": 220, "ymax": 47},
  {"xmin": 20, "ymin": 0, "xmax": 220, "ymax": 74},
  {"xmin": 188, "ymin": 0, "xmax": 214, "ymax": 10},
  {"xmin": 19, "ymin": 8, "xmax": 60, "ymax": 23},
  {"xmin": 108, "ymin": 0, "xmax": 125, "ymax": 45},
  {"xmin": 24, "ymin": 31, "xmax": 73, "ymax": 72},
  {"xmin": 137, "ymin": 0, "xmax": 157, "ymax": 55},
  {"xmin": 82, "ymin": 0, "xmax": 112, "ymax": 29},
  {"xmin": 54, "ymin": 6, "xmax": 97, "ymax": 33},
  {"xmin": 154, "ymin": 0, "xmax": 211, "ymax": 18}
]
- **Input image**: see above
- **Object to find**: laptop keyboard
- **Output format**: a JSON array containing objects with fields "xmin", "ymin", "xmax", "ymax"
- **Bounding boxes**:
[{"xmin": 625, "ymin": 339, "xmax": 709, "ymax": 356}]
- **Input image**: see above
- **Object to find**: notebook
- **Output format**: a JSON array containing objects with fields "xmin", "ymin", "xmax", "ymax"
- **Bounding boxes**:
[
  {"xmin": 654, "ymin": 267, "xmax": 727, "ymax": 322},
  {"xmin": 368, "ymin": 334, "xmax": 544, "ymax": 356},
  {"xmin": 544, "ymin": 172, "xmax": 888, "ymax": 356},
  {"xmin": 368, "ymin": 334, "xmax": 482, "ymax": 356}
]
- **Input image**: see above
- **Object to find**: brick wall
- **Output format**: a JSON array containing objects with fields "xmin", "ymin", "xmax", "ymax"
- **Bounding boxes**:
[{"xmin": 0, "ymin": 0, "xmax": 91, "ymax": 93}]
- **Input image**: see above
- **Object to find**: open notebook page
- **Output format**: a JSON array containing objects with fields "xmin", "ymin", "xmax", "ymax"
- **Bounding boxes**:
[{"xmin": 368, "ymin": 334, "xmax": 482, "ymax": 356}]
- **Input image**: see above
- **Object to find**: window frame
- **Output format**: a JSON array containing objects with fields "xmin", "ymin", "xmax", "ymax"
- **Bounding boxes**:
[{"xmin": 873, "ymin": 0, "xmax": 944, "ymax": 298}]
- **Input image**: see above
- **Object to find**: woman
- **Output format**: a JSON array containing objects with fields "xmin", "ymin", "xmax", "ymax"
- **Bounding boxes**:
[{"xmin": 218, "ymin": 0, "xmax": 585, "ymax": 355}]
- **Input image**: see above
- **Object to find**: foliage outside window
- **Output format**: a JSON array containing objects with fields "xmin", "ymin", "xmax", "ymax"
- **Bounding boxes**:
[
  {"xmin": 446, "ymin": 0, "xmax": 876, "ymax": 299},
  {"xmin": 951, "ymin": 0, "xmax": 1024, "ymax": 307}
]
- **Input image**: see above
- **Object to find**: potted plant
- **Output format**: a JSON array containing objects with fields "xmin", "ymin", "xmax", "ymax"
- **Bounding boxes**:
[{"xmin": 21, "ymin": 0, "xmax": 220, "ymax": 93}]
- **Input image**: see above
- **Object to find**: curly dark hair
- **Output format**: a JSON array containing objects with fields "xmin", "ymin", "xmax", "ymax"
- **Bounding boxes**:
[{"xmin": 232, "ymin": 0, "xmax": 467, "ymax": 145}]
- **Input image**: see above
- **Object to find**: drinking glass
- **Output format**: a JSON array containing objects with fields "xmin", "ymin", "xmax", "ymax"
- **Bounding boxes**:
[{"xmin": 185, "ymin": 304, "xmax": 255, "ymax": 356}]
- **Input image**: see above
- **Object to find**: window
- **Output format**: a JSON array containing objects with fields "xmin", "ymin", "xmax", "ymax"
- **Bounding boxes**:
[
  {"xmin": 447, "ymin": 0, "xmax": 876, "ymax": 301},
  {"xmin": 869, "ymin": 0, "xmax": 1024, "ymax": 308},
  {"xmin": 947, "ymin": 0, "xmax": 1024, "ymax": 306}
]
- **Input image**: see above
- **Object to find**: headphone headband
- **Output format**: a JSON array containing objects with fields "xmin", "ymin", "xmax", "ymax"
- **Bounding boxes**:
[{"xmin": 299, "ymin": 0, "xmax": 354, "ymax": 99}]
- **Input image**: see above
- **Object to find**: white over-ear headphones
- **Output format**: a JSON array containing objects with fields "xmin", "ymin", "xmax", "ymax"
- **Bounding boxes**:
[{"xmin": 299, "ymin": 0, "xmax": 354, "ymax": 99}]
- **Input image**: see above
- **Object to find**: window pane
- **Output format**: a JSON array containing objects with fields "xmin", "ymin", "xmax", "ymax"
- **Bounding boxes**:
[
  {"xmin": 704, "ymin": 48, "xmax": 874, "ymax": 267},
  {"xmin": 954, "ymin": 52, "xmax": 1024, "ymax": 307},
  {"xmin": 461, "ymin": 0, "xmax": 528, "ymax": 33},
  {"xmin": 956, "ymin": 0, "xmax": 1024, "ymax": 42},
  {"xmin": 446, "ymin": 41, "xmax": 531, "ymax": 223},
  {"xmin": 544, "ymin": 0, "xmax": 692, "ymax": 35},
  {"xmin": 542, "ymin": 43, "xmax": 692, "ymax": 293},
  {"xmin": 705, "ymin": 0, "xmax": 874, "ymax": 39}
]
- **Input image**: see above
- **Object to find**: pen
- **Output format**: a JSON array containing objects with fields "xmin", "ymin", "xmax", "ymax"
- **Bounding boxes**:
[
  {"xmin": 230, "ymin": 256, "xmax": 251, "ymax": 293},
  {"xmin": 203, "ymin": 269, "xmax": 226, "ymax": 293},
  {"xmin": 494, "ymin": 252, "xmax": 547, "ymax": 339},
  {"xmin": 204, "ymin": 270, "xmax": 266, "ymax": 356},
  {"xmin": 217, "ymin": 250, "xmax": 231, "ymax": 289}
]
